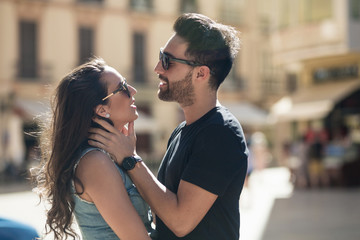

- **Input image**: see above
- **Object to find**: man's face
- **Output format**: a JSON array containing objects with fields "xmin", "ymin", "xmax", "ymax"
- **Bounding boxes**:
[
  {"xmin": 154, "ymin": 34, "xmax": 196, "ymax": 107},
  {"xmin": 158, "ymin": 69, "xmax": 194, "ymax": 107}
]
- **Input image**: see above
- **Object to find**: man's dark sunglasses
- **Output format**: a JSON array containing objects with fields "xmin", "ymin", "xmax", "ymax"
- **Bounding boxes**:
[
  {"xmin": 102, "ymin": 79, "xmax": 131, "ymax": 101},
  {"xmin": 159, "ymin": 48, "xmax": 203, "ymax": 70}
]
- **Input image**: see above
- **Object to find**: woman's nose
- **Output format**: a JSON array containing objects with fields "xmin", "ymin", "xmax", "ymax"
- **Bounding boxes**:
[{"xmin": 128, "ymin": 85, "xmax": 137, "ymax": 96}]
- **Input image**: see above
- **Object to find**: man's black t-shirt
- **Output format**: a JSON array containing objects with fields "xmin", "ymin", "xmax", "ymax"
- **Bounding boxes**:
[{"xmin": 156, "ymin": 106, "xmax": 248, "ymax": 240}]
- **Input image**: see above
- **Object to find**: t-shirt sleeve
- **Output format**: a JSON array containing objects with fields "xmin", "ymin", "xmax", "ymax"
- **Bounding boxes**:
[{"xmin": 181, "ymin": 124, "xmax": 248, "ymax": 196}]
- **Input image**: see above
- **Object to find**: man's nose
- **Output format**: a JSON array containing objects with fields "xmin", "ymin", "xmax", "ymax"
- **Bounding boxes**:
[{"xmin": 154, "ymin": 60, "xmax": 165, "ymax": 74}]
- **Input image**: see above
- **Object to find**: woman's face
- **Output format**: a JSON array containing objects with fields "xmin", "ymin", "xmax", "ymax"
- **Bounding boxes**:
[{"xmin": 101, "ymin": 66, "xmax": 138, "ymax": 129}]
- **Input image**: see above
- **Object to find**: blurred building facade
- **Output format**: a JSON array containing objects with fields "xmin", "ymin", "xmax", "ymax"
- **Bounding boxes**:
[
  {"xmin": 267, "ymin": 0, "xmax": 360, "ymax": 187},
  {"xmin": 267, "ymin": 0, "xmax": 360, "ymax": 163},
  {"xmin": 0, "ymin": 0, "xmax": 265, "ymax": 173},
  {"xmin": 0, "ymin": 0, "xmax": 359, "ymax": 181}
]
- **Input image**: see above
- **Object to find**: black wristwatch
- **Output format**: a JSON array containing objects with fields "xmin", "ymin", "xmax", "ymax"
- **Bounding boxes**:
[{"xmin": 122, "ymin": 155, "xmax": 142, "ymax": 171}]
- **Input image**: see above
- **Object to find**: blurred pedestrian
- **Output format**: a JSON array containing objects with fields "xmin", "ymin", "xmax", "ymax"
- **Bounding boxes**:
[
  {"xmin": 89, "ymin": 13, "xmax": 248, "ymax": 240},
  {"xmin": 324, "ymin": 133, "xmax": 345, "ymax": 187},
  {"xmin": 32, "ymin": 58, "xmax": 154, "ymax": 240},
  {"xmin": 250, "ymin": 131, "xmax": 270, "ymax": 172},
  {"xmin": 289, "ymin": 136, "xmax": 309, "ymax": 188},
  {"xmin": 307, "ymin": 131, "xmax": 327, "ymax": 188}
]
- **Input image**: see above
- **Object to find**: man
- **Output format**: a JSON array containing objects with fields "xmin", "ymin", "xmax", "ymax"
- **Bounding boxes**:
[{"xmin": 89, "ymin": 13, "xmax": 248, "ymax": 240}]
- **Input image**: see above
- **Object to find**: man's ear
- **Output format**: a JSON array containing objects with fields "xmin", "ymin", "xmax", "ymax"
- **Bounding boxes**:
[
  {"xmin": 95, "ymin": 104, "xmax": 108, "ymax": 118},
  {"xmin": 195, "ymin": 66, "xmax": 211, "ymax": 81}
]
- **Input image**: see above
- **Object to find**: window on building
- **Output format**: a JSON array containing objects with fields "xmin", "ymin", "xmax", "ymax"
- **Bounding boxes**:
[
  {"xmin": 300, "ymin": 0, "xmax": 332, "ymax": 23},
  {"xmin": 221, "ymin": 60, "xmax": 245, "ymax": 90},
  {"xmin": 136, "ymin": 104, "xmax": 152, "ymax": 116},
  {"xmin": 180, "ymin": 0, "xmax": 198, "ymax": 13},
  {"xmin": 261, "ymin": 51, "xmax": 277, "ymax": 94},
  {"xmin": 79, "ymin": 27, "xmax": 94, "ymax": 64},
  {"xmin": 231, "ymin": 61, "xmax": 245, "ymax": 89},
  {"xmin": 286, "ymin": 73, "xmax": 297, "ymax": 93},
  {"xmin": 76, "ymin": 0, "xmax": 104, "ymax": 3},
  {"xmin": 263, "ymin": 67, "xmax": 282, "ymax": 95},
  {"xmin": 133, "ymin": 32, "xmax": 146, "ymax": 83},
  {"xmin": 279, "ymin": 0, "xmax": 292, "ymax": 29},
  {"xmin": 136, "ymin": 133, "xmax": 151, "ymax": 154},
  {"xmin": 19, "ymin": 20, "xmax": 38, "ymax": 79},
  {"xmin": 350, "ymin": 0, "xmax": 360, "ymax": 20},
  {"xmin": 130, "ymin": 0, "xmax": 153, "ymax": 12},
  {"xmin": 135, "ymin": 104, "xmax": 152, "ymax": 154}
]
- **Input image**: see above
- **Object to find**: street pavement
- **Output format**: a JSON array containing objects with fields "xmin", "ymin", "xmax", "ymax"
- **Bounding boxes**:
[
  {"xmin": 241, "ymin": 167, "xmax": 360, "ymax": 240},
  {"xmin": 261, "ymin": 188, "xmax": 360, "ymax": 240},
  {"xmin": 0, "ymin": 167, "xmax": 359, "ymax": 240},
  {"xmin": 240, "ymin": 167, "xmax": 294, "ymax": 240}
]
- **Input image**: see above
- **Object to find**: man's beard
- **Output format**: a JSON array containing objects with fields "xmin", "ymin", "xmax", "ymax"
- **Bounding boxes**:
[{"xmin": 158, "ymin": 70, "xmax": 195, "ymax": 107}]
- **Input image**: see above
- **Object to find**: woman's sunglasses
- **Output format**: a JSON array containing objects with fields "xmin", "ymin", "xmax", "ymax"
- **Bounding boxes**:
[
  {"xmin": 102, "ymin": 79, "xmax": 131, "ymax": 101},
  {"xmin": 159, "ymin": 48, "xmax": 203, "ymax": 70}
]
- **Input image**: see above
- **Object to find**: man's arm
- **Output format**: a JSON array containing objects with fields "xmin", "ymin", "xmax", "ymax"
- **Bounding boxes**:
[
  {"xmin": 128, "ymin": 161, "xmax": 217, "ymax": 237},
  {"xmin": 88, "ymin": 119, "xmax": 217, "ymax": 237},
  {"xmin": 126, "ymin": 161, "xmax": 217, "ymax": 237}
]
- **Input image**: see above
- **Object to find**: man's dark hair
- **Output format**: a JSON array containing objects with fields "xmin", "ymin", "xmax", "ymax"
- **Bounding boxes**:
[{"xmin": 173, "ymin": 13, "xmax": 240, "ymax": 90}]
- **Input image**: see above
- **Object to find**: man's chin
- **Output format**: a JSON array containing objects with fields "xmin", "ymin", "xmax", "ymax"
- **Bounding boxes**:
[{"xmin": 157, "ymin": 91, "xmax": 173, "ymax": 102}]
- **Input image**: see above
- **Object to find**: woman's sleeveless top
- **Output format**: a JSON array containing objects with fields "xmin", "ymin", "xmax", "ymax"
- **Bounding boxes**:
[{"xmin": 72, "ymin": 147, "xmax": 152, "ymax": 240}]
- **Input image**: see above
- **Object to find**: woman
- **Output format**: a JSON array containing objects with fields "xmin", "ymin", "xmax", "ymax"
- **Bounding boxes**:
[{"xmin": 33, "ymin": 58, "xmax": 154, "ymax": 240}]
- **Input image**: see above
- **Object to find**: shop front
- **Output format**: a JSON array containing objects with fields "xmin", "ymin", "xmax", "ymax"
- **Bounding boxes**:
[{"xmin": 271, "ymin": 79, "xmax": 360, "ymax": 187}]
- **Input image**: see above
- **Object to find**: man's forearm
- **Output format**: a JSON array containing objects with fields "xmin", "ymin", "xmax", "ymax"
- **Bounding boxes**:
[
  {"xmin": 128, "ymin": 161, "xmax": 177, "ymax": 216},
  {"xmin": 128, "ymin": 161, "xmax": 217, "ymax": 237},
  {"xmin": 127, "ymin": 162, "xmax": 191, "ymax": 236}
]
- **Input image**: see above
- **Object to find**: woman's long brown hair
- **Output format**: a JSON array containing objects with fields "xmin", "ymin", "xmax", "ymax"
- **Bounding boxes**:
[{"xmin": 33, "ymin": 58, "xmax": 110, "ymax": 239}]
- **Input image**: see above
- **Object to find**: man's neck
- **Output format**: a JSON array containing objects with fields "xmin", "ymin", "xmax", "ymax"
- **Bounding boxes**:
[{"xmin": 182, "ymin": 97, "xmax": 219, "ymax": 125}]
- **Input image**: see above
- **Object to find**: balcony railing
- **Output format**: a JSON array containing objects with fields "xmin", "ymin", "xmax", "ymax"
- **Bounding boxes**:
[{"xmin": 15, "ymin": 60, "xmax": 53, "ymax": 83}]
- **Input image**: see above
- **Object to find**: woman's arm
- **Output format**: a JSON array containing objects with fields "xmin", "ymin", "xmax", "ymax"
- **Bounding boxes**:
[{"xmin": 75, "ymin": 150, "xmax": 151, "ymax": 240}]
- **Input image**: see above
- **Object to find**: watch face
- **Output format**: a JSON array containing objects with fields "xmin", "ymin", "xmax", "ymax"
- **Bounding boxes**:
[{"xmin": 122, "ymin": 157, "xmax": 136, "ymax": 170}]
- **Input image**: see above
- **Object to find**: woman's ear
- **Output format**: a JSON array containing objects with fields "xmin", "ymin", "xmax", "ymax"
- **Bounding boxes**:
[{"xmin": 95, "ymin": 104, "xmax": 109, "ymax": 118}]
